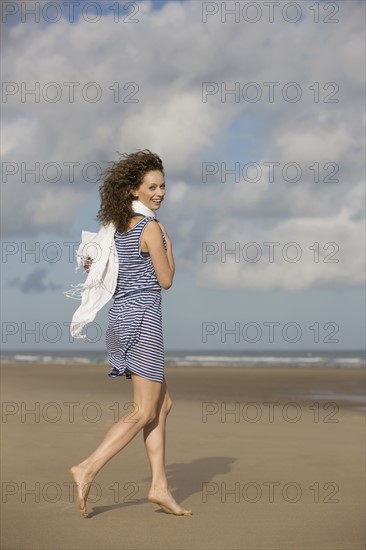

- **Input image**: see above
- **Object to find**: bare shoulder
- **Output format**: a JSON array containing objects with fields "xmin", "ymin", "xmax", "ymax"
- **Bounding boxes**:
[{"xmin": 143, "ymin": 218, "xmax": 161, "ymax": 235}]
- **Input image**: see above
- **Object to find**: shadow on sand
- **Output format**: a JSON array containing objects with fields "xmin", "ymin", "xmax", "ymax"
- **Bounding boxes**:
[{"xmin": 89, "ymin": 456, "xmax": 236, "ymax": 517}]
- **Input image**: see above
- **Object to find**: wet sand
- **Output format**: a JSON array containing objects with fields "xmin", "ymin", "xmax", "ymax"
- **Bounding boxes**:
[{"xmin": 1, "ymin": 362, "xmax": 365, "ymax": 549}]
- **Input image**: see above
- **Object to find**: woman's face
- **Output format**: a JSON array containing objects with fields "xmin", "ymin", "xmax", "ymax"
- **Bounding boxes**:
[{"xmin": 133, "ymin": 170, "xmax": 165, "ymax": 212}]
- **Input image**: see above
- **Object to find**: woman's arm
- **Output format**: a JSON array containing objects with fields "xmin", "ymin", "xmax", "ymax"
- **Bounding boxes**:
[
  {"xmin": 143, "ymin": 220, "xmax": 175, "ymax": 289},
  {"xmin": 156, "ymin": 221, "xmax": 175, "ymax": 277}
]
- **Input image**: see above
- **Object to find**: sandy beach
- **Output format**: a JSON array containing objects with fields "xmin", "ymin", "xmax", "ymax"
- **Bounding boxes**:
[{"xmin": 1, "ymin": 362, "xmax": 365, "ymax": 550}]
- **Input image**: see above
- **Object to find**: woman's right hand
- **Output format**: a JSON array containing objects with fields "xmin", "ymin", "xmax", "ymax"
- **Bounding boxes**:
[{"xmin": 84, "ymin": 255, "xmax": 93, "ymax": 273}]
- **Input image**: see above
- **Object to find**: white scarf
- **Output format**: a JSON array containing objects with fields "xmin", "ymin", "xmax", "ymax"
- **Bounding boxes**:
[
  {"xmin": 63, "ymin": 200, "xmax": 157, "ymax": 340},
  {"xmin": 131, "ymin": 199, "xmax": 156, "ymax": 218}
]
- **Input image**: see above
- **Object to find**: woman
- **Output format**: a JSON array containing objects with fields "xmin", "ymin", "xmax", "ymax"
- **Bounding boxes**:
[{"xmin": 70, "ymin": 150, "xmax": 192, "ymax": 517}]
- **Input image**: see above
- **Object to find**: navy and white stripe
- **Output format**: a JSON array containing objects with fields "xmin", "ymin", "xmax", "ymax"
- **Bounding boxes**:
[{"xmin": 105, "ymin": 215, "xmax": 167, "ymax": 383}]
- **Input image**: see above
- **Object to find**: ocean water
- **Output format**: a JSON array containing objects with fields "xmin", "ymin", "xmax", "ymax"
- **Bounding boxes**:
[{"xmin": 1, "ymin": 349, "xmax": 365, "ymax": 368}]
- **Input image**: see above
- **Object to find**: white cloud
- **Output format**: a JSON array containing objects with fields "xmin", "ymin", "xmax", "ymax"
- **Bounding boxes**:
[
  {"xmin": 120, "ymin": 92, "xmax": 221, "ymax": 171},
  {"xmin": 195, "ymin": 209, "xmax": 364, "ymax": 291},
  {"xmin": 273, "ymin": 127, "xmax": 356, "ymax": 163}
]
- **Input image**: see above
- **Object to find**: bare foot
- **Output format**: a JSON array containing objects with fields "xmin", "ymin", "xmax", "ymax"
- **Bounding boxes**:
[
  {"xmin": 70, "ymin": 465, "xmax": 94, "ymax": 518},
  {"xmin": 148, "ymin": 488, "xmax": 192, "ymax": 516}
]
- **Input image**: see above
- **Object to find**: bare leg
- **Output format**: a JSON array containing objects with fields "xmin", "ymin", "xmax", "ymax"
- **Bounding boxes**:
[
  {"xmin": 143, "ymin": 382, "xmax": 192, "ymax": 515},
  {"xmin": 70, "ymin": 373, "xmax": 162, "ymax": 517}
]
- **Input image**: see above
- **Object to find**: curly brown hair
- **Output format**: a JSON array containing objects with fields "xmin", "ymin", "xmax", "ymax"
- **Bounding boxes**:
[{"xmin": 96, "ymin": 149, "xmax": 164, "ymax": 233}]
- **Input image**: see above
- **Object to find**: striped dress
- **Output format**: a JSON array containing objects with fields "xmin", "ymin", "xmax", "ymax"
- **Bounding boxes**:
[{"xmin": 105, "ymin": 214, "xmax": 167, "ymax": 383}]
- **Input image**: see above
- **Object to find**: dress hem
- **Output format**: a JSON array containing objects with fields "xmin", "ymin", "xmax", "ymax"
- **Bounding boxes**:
[{"xmin": 107, "ymin": 365, "xmax": 164, "ymax": 384}]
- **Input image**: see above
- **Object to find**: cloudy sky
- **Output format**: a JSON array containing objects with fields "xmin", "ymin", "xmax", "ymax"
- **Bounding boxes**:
[{"xmin": 1, "ymin": 0, "xmax": 365, "ymax": 352}]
